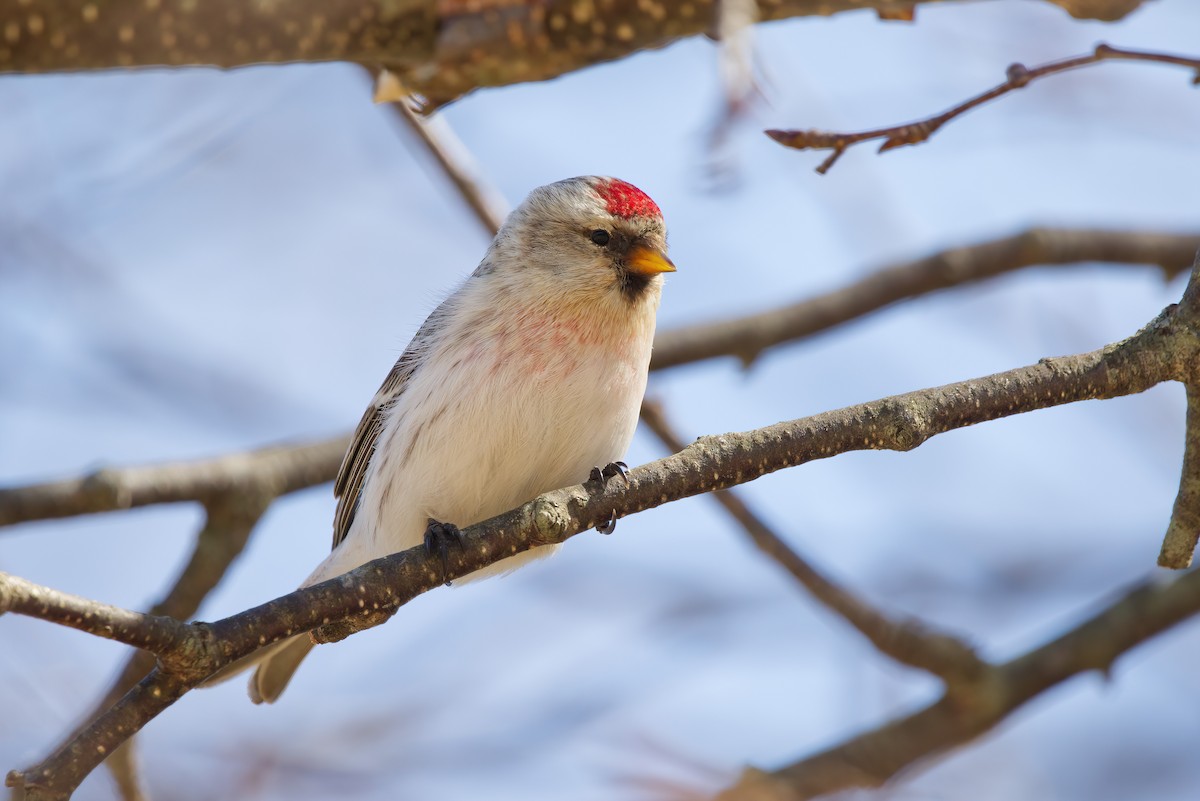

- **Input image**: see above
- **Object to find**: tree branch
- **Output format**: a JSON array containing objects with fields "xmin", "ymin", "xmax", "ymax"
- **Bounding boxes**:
[
  {"xmin": 0, "ymin": 436, "xmax": 346, "ymax": 528},
  {"xmin": 6, "ymin": 266, "xmax": 1200, "ymax": 799},
  {"xmin": 767, "ymin": 44, "xmax": 1200, "ymax": 173},
  {"xmin": 639, "ymin": 400, "xmax": 984, "ymax": 682},
  {"xmin": 0, "ymin": 2, "xmax": 1150, "ymax": 107},
  {"xmin": 0, "ymin": 573, "xmax": 196, "ymax": 655},
  {"xmin": 650, "ymin": 228, "xmax": 1200, "ymax": 371},
  {"xmin": 715, "ymin": 568, "xmax": 1200, "ymax": 801},
  {"xmin": 1160, "ymin": 376, "xmax": 1200, "ymax": 570},
  {"xmin": 1157, "ymin": 255, "xmax": 1200, "ymax": 568}
]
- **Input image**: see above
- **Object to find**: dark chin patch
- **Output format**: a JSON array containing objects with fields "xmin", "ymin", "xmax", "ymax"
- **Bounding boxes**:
[{"xmin": 617, "ymin": 269, "xmax": 654, "ymax": 301}]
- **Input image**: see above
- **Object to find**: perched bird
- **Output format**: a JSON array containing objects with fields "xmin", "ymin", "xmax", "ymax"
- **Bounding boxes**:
[{"xmin": 240, "ymin": 176, "xmax": 674, "ymax": 703}]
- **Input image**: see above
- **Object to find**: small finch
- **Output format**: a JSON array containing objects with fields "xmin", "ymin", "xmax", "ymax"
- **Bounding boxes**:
[{"xmin": 237, "ymin": 176, "xmax": 674, "ymax": 703}]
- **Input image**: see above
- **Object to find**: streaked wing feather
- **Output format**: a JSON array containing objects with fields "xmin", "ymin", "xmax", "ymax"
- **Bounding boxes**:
[{"xmin": 331, "ymin": 298, "xmax": 455, "ymax": 550}]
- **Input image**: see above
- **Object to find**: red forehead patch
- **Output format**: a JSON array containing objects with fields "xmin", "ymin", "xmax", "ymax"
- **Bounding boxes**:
[{"xmin": 595, "ymin": 178, "xmax": 661, "ymax": 220}]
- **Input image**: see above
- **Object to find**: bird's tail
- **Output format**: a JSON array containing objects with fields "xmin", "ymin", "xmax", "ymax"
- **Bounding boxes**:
[
  {"xmin": 247, "ymin": 635, "xmax": 316, "ymax": 704},
  {"xmin": 201, "ymin": 546, "xmax": 356, "ymax": 703}
]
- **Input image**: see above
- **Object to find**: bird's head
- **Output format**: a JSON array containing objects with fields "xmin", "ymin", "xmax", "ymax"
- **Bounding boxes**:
[{"xmin": 483, "ymin": 176, "xmax": 675, "ymax": 308}]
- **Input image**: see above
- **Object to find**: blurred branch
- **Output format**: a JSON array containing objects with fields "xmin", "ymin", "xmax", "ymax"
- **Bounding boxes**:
[
  {"xmin": 383, "ymin": 92, "xmax": 508, "ymax": 236},
  {"xmin": 0, "ymin": 1, "xmax": 1149, "ymax": 107},
  {"xmin": 767, "ymin": 43, "xmax": 1200, "ymax": 173},
  {"xmin": 1159, "ymin": 261, "xmax": 1200, "ymax": 568},
  {"xmin": 1160, "ymin": 384, "xmax": 1200, "ymax": 568},
  {"xmin": 8, "ymin": 263, "xmax": 1200, "ymax": 799},
  {"xmin": 0, "ymin": 437, "xmax": 346, "ymax": 528},
  {"xmin": 650, "ymin": 228, "xmax": 1200, "ymax": 371},
  {"xmin": 639, "ymin": 399, "xmax": 983, "ymax": 682},
  {"xmin": 716, "ymin": 568, "xmax": 1200, "ymax": 801}
]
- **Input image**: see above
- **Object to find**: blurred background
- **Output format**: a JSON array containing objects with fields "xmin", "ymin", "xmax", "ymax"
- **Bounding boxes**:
[{"xmin": 3, "ymin": 1, "xmax": 1200, "ymax": 799}]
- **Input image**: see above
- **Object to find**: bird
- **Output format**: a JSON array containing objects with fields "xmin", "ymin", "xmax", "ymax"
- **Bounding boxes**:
[{"xmin": 233, "ymin": 176, "xmax": 675, "ymax": 703}]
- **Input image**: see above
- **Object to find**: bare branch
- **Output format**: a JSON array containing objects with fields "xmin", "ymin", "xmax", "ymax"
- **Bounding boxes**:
[
  {"xmin": 767, "ymin": 44, "xmax": 1200, "ymax": 173},
  {"xmin": 639, "ymin": 400, "xmax": 984, "ymax": 682},
  {"xmin": 1160, "ymin": 385, "xmax": 1200, "ymax": 568},
  {"xmin": 0, "ymin": 573, "xmax": 199, "ymax": 655},
  {"xmin": 651, "ymin": 228, "xmax": 1200, "ymax": 372},
  {"xmin": 716, "ymin": 568, "xmax": 1200, "ymax": 801},
  {"xmin": 0, "ymin": 436, "xmax": 346, "ymax": 528},
  {"xmin": 0, "ymin": 2, "xmax": 1150, "ymax": 107}
]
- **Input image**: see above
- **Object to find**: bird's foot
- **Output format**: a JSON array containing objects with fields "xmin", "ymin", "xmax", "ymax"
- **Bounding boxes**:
[
  {"xmin": 589, "ymin": 461, "xmax": 629, "ymax": 485},
  {"xmin": 588, "ymin": 462, "xmax": 628, "ymax": 535},
  {"xmin": 424, "ymin": 518, "xmax": 465, "ymax": 586}
]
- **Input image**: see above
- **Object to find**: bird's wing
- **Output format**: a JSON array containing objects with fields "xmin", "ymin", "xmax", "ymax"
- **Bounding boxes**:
[
  {"xmin": 331, "ymin": 358, "xmax": 414, "ymax": 550},
  {"xmin": 331, "ymin": 300, "xmax": 454, "ymax": 550}
]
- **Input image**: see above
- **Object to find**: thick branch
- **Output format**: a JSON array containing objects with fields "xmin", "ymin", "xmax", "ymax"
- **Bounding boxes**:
[
  {"xmin": 7, "ymin": 279, "xmax": 1200, "ymax": 799},
  {"xmin": 767, "ymin": 44, "xmax": 1200, "ymax": 173},
  {"xmin": 716, "ymin": 568, "xmax": 1200, "ymax": 801},
  {"xmin": 0, "ymin": 2, "xmax": 1149, "ymax": 107},
  {"xmin": 0, "ymin": 436, "xmax": 346, "ymax": 528},
  {"xmin": 639, "ymin": 400, "xmax": 984, "ymax": 682},
  {"xmin": 650, "ymin": 228, "xmax": 1200, "ymax": 371}
]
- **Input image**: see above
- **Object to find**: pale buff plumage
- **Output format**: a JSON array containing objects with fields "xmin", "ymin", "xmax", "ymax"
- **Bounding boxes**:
[{"xmin": 216, "ymin": 176, "xmax": 673, "ymax": 703}]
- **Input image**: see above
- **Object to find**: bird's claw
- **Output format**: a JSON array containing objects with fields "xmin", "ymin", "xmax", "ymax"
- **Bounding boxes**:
[
  {"xmin": 590, "ymin": 461, "xmax": 629, "ymax": 485},
  {"xmin": 595, "ymin": 509, "xmax": 618, "ymax": 535},
  {"xmin": 603, "ymin": 461, "xmax": 630, "ymax": 483},
  {"xmin": 423, "ymin": 518, "xmax": 464, "ymax": 586}
]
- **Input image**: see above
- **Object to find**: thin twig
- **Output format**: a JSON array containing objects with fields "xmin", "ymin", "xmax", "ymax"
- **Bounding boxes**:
[
  {"xmin": 1161, "ymin": 381, "xmax": 1200, "ymax": 568},
  {"xmin": 381, "ymin": 90, "xmax": 508, "ymax": 237},
  {"xmin": 639, "ymin": 400, "xmax": 984, "ymax": 682},
  {"xmin": 1160, "ymin": 260, "xmax": 1200, "ymax": 568},
  {"xmin": 651, "ymin": 228, "xmax": 1200, "ymax": 371},
  {"xmin": 6, "ymin": 269, "xmax": 1200, "ymax": 799},
  {"xmin": 766, "ymin": 43, "xmax": 1200, "ymax": 173},
  {"xmin": 0, "ymin": 573, "xmax": 195, "ymax": 654},
  {"xmin": 0, "ymin": 437, "xmax": 346, "ymax": 528},
  {"xmin": 717, "ymin": 568, "xmax": 1200, "ymax": 801}
]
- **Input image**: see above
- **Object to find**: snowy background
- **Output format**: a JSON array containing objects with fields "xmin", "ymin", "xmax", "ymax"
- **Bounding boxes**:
[{"xmin": 3, "ymin": 1, "xmax": 1200, "ymax": 799}]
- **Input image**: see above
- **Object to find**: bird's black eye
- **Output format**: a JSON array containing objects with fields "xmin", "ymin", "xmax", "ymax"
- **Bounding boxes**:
[{"xmin": 590, "ymin": 229, "xmax": 611, "ymax": 246}]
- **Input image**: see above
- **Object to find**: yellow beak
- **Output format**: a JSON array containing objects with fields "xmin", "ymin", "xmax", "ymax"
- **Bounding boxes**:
[{"xmin": 625, "ymin": 244, "xmax": 677, "ymax": 277}]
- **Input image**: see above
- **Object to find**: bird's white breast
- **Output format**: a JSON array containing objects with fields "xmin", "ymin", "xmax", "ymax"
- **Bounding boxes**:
[{"xmin": 326, "ymin": 280, "xmax": 658, "ymax": 581}]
